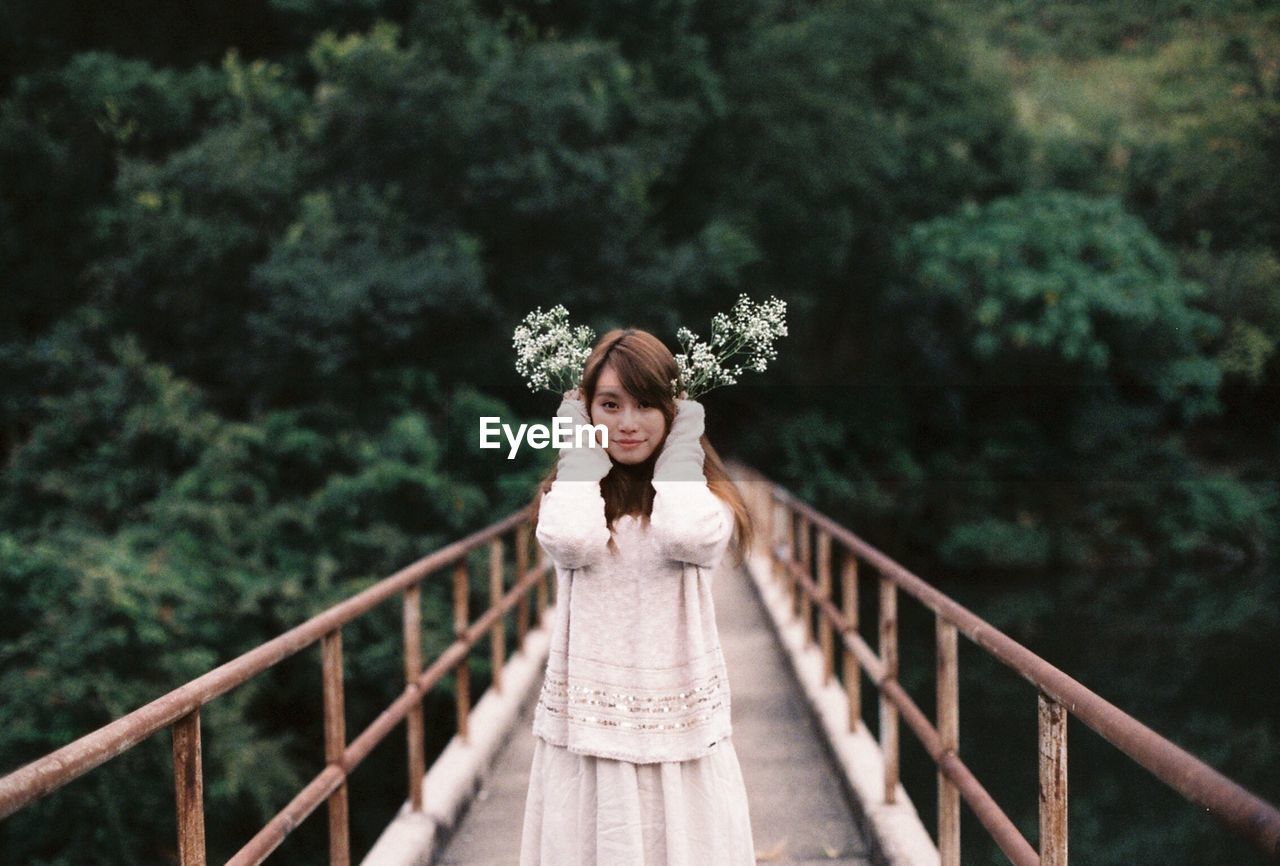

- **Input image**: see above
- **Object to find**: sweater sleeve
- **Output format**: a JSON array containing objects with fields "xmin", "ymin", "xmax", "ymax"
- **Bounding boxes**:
[
  {"xmin": 534, "ymin": 394, "xmax": 614, "ymax": 571},
  {"xmin": 649, "ymin": 399, "xmax": 735, "ymax": 569}
]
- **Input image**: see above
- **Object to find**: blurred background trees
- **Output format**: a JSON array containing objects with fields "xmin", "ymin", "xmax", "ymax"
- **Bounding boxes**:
[{"xmin": 1, "ymin": 0, "xmax": 1276, "ymax": 862}]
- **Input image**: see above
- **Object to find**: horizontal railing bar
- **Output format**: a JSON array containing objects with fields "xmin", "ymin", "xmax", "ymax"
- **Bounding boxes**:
[
  {"xmin": 226, "ymin": 764, "xmax": 345, "ymax": 866},
  {"xmin": 219, "ymin": 555, "xmax": 555, "ymax": 863},
  {"xmin": 882, "ymin": 672, "xmax": 1037, "ymax": 866},
  {"xmin": 767, "ymin": 480, "xmax": 1280, "ymax": 859},
  {"xmin": 12, "ymin": 458, "xmax": 1276, "ymax": 865},
  {"xmin": 777, "ymin": 550, "xmax": 885, "ymax": 679},
  {"xmin": 462, "ymin": 560, "xmax": 550, "ymax": 644},
  {"xmin": 848, "ymin": 629, "xmax": 884, "ymax": 684},
  {"xmin": 345, "ymin": 561, "xmax": 551, "ymax": 769},
  {"xmin": 780, "ymin": 551, "xmax": 1038, "ymax": 864},
  {"xmin": 937, "ymin": 750, "xmax": 1040, "ymax": 866},
  {"xmin": 0, "ymin": 507, "xmax": 530, "ymax": 820}
]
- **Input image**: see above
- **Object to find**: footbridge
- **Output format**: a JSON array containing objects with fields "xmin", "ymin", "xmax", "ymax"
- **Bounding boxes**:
[{"xmin": 2, "ymin": 463, "xmax": 1278, "ymax": 865}]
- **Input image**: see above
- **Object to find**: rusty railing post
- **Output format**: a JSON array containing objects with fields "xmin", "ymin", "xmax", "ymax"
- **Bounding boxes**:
[
  {"xmin": 842, "ymin": 552, "xmax": 861, "ymax": 730},
  {"xmin": 787, "ymin": 509, "xmax": 800, "ymax": 609},
  {"xmin": 880, "ymin": 574, "xmax": 899, "ymax": 804},
  {"xmin": 818, "ymin": 530, "xmax": 833, "ymax": 684},
  {"xmin": 453, "ymin": 560, "xmax": 471, "ymax": 742},
  {"xmin": 1040, "ymin": 692, "xmax": 1068, "ymax": 865},
  {"xmin": 14, "ymin": 481, "xmax": 1280, "ymax": 865},
  {"xmin": 516, "ymin": 523, "xmax": 530, "ymax": 648},
  {"xmin": 762, "ymin": 483, "xmax": 775, "ymax": 564},
  {"xmin": 746, "ymin": 473, "xmax": 761, "ymax": 558},
  {"xmin": 937, "ymin": 617, "xmax": 960, "ymax": 866},
  {"xmin": 535, "ymin": 543, "xmax": 548, "ymax": 626},
  {"xmin": 171, "ymin": 709, "xmax": 206, "ymax": 866},
  {"xmin": 776, "ymin": 500, "xmax": 793, "ymax": 590},
  {"xmin": 798, "ymin": 514, "xmax": 812, "ymax": 644},
  {"xmin": 321, "ymin": 629, "xmax": 350, "ymax": 866},
  {"xmin": 490, "ymin": 537, "xmax": 505, "ymax": 694},
  {"xmin": 403, "ymin": 584, "xmax": 424, "ymax": 811}
]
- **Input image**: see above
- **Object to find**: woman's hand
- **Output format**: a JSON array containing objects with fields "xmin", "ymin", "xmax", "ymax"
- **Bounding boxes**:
[
  {"xmin": 653, "ymin": 398, "xmax": 706, "ymax": 481},
  {"xmin": 553, "ymin": 389, "xmax": 611, "ymax": 482},
  {"xmin": 537, "ymin": 390, "xmax": 612, "ymax": 569},
  {"xmin": 557, "ymin": 388, "xmax": 592, "ymax": 429},
  {"xmin": 648, "ymin": 396, "xmax": 732, "ymax": 568}
]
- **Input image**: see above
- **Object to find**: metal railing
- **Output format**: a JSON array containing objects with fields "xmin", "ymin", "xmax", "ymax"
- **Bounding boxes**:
[
  {"xmin": 5, "ymin": 464, "xmax": 1279, "ymax": 865},
  {"xmin": 0, "ymin": 506, "xmax": 552, "ymax": 865},
  {"xmin": 728, "ymin": 461, "xmax": 1280, "ymax": 865}
]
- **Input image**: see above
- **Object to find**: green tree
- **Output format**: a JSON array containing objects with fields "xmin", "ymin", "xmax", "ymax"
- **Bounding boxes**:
[
  {"xmin": 0, "ymin": 53, "xmax": 226, "ymax": 339},
  {"xmin": 880, "ymin": 190, "xmax": 1273, "ymax": 572}
]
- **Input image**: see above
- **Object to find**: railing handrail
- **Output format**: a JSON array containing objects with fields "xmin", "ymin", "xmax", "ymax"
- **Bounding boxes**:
[
  {"xmin": 6, "ymin": 463, "xmax": 1278, "ymax": 864},
  {"xmin": 0, "ymin": 506, "xmax": 528, "ymax": 819},
  {"xmin": 0, "ymin": 503, "xmax": 546, "ymax": 866},
  {"xmin": 731, "ymin": 461, "xmax": 1280, "ymax": 863}
]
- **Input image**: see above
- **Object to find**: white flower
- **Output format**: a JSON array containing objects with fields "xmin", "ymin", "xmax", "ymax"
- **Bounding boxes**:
[
  {"xmin": 512, "ymin": 295, "xmax": 787, "ymax": 401},
  {"xmin": 512, "ymin": 305, "xmax": 596, "ymax": 395},
  {"xmin": 674, "ymin": 294, "xmax": 788, "ymax": 399}
]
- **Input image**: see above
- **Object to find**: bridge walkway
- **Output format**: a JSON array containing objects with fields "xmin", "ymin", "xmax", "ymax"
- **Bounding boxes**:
[{"xmin": 434, "ymin": 554, "xmax": 876, "ymax": 866}]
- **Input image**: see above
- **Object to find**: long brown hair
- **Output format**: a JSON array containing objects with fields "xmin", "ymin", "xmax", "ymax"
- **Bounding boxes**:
[{"xmin": 528, "ymin": 327, "xmax": 753, "ymax": 564}]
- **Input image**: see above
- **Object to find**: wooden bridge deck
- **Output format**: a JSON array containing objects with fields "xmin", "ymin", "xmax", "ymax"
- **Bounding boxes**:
[{"xmin": 433, "ymin": 556, "xmax": 877, "ymax": 866}]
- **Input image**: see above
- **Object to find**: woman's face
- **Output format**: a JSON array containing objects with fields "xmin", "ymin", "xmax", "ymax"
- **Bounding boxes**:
[{"xmin": 589, "ymin": 365, "xmax": 668, "ymax": 466}]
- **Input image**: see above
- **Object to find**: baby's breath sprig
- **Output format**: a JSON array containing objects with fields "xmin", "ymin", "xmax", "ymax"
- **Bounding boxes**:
[
  {"xmin": 512, "ymin": 305, "xmax": 595, "ymax": 395},
  {"xmin": 674, "ymin": 294, "xmax": 788, "ymax": 399}
]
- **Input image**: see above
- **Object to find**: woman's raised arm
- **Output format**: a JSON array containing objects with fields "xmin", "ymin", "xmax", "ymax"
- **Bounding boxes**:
[
  {"xmin": 533, "ymin": 393, "xmax": 613, "ymax": 571},
  {"xmin": 649, "ymin": 399, "xmax": 734, "ymax": 569}
]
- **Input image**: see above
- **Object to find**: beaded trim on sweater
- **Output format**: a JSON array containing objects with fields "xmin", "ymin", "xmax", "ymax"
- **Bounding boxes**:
[{"xmin": 536, "ymin": 669, "xmax": 728, "ymax": 732}]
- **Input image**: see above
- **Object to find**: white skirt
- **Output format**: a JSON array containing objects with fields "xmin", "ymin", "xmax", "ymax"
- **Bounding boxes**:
[{"xmin": 519, "ymin": 735, "xmax": 755, "ymax": 866}]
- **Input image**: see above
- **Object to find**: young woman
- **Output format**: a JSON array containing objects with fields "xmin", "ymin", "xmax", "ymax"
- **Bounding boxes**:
[{"xmin": 518, "ymin": 327, "xmax": 756, "ymax": 866}]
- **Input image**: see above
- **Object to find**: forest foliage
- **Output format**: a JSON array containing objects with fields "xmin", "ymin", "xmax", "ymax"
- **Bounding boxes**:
[{"xmin": 1, "ymin": 0, "xmax": 1277, "ymax": 863}]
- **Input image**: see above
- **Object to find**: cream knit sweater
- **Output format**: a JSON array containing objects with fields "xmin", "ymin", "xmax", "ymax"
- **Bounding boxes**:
[{"xmin": 531, "ymin": 394, "xmax": 737, "ymax": 763}]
